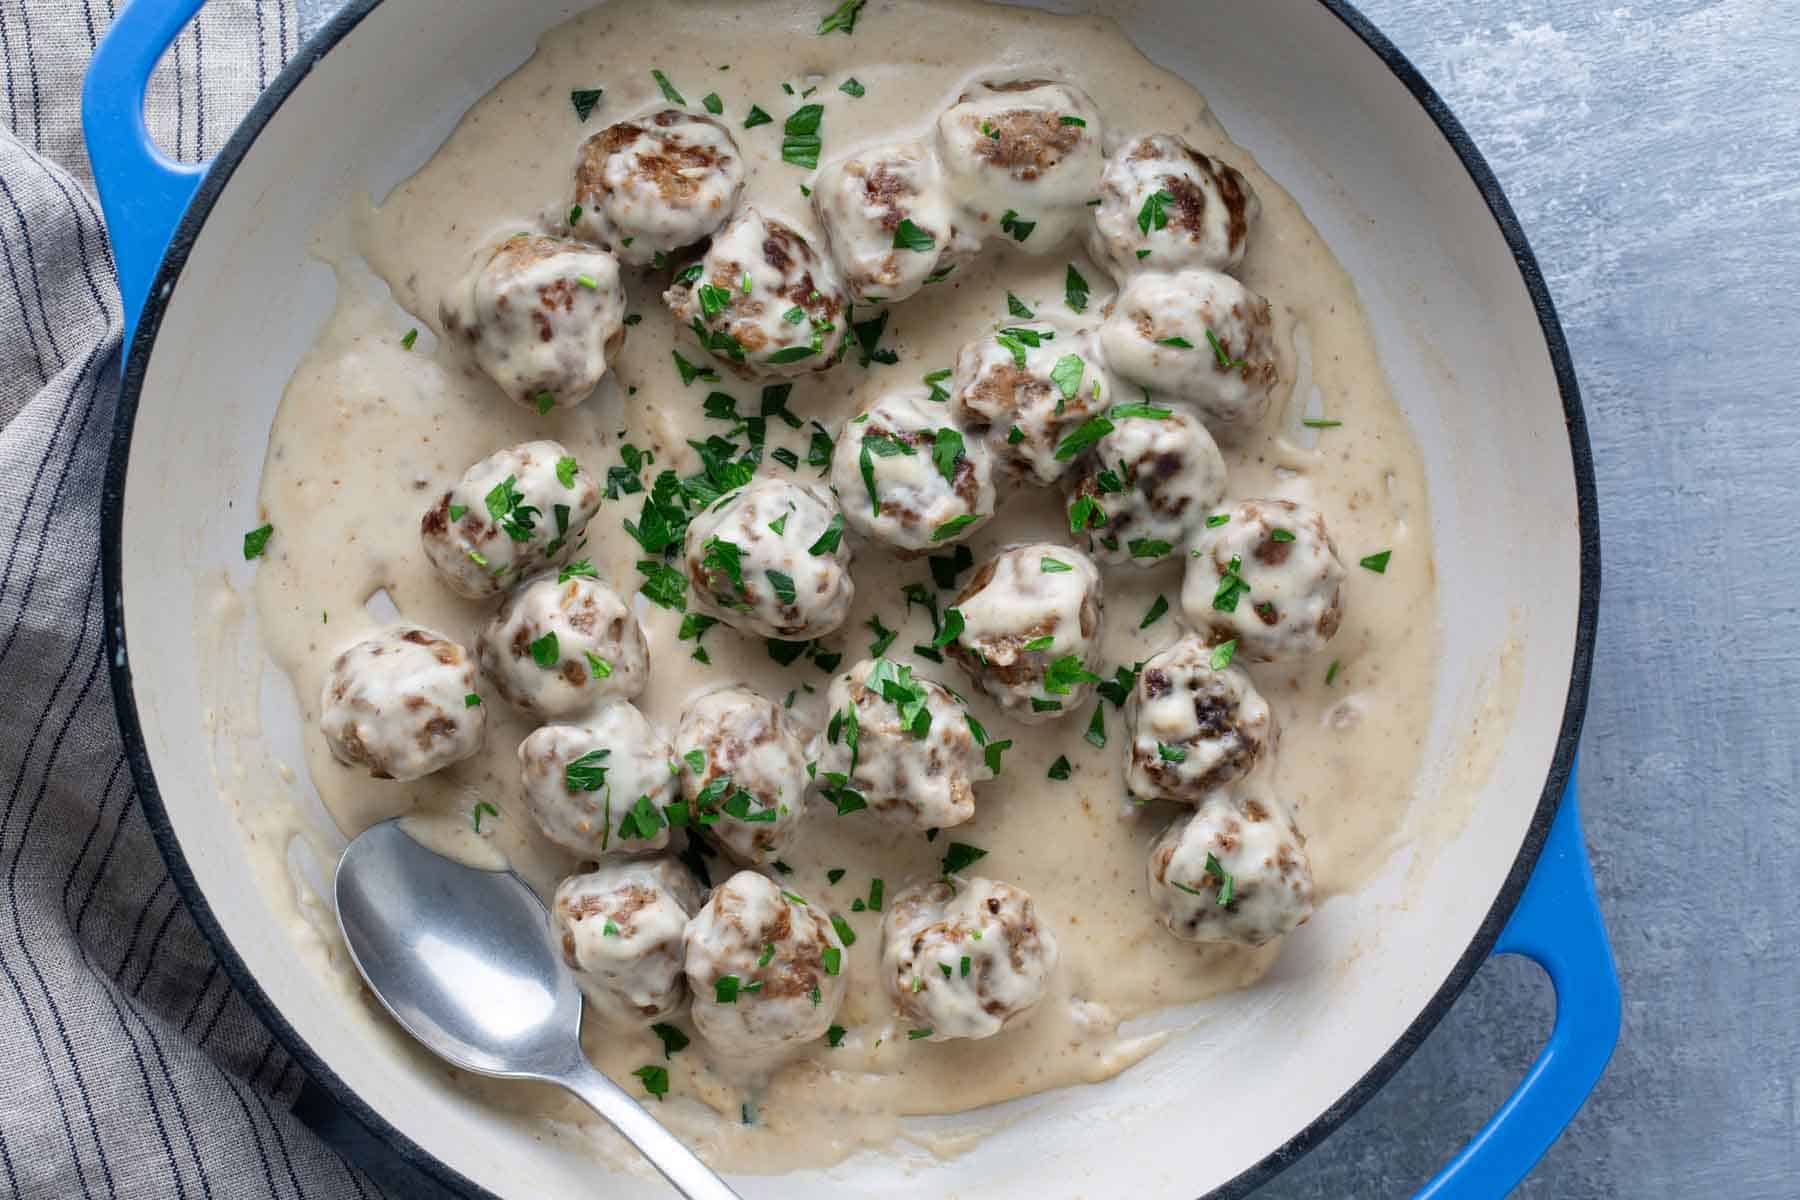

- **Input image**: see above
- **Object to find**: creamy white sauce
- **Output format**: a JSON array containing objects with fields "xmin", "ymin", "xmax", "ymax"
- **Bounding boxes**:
[{"xmin": 248, "ymin": 0, "xmax": 1440, "ymax": 1172}]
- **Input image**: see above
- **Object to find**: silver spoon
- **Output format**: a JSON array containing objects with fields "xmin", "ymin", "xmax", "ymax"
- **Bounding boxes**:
[{"xmin": 334, "ymin": 818, "xmax": 739, "ymax": 1199}]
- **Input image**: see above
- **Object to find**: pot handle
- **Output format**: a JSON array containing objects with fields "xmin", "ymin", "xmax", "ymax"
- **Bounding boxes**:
[
  {"xmin": 81, "ymin": 0, "xmax": 212, "ymax": 338},
  {"xmin": 1414, "ymin": 769, "xmax": 1620, "ymax": 1197}
]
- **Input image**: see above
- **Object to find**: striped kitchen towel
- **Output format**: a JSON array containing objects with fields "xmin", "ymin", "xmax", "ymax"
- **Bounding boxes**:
[{"xmin": 0, "ymin": 3, "xmax": 380, "ymax": 1196}]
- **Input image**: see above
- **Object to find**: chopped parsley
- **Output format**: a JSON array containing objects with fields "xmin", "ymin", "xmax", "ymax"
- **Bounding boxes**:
[
  {"xmin": 767, "ymin": 569, "xmax": 798, "ymax": 605},
  {"xmin": 827, "ymin": 1025, "xmax": 847, "ymax": 1047},
  {"xmin": 1326, "ymin": 659, "xmax": 1342, "ymax": 686},
  {"xmin": 1157, "ymin": 742, "xmax": 1187, "ymax": 763},
  {"xmin": 464, "ymin": 693, "xmax": 482, "ymax": 708},
  {"xmin": 242, "ymin": 523, "xmax": 274, "ymax": 560},
  {"xmin": 1360, "ymin": 550, "xmax": 1393, "ymax": 573},
  {"xmin": 781, "ymin": 104, "xmax": 825, "ymax": 169},
  {"xmin": 564, "ymin": 748, "xmax": 610, "ymax": 792},
  {"xmin": 1110, "ymin": 401, "xmax": 1172, "ymax": 420},
  {"xmin": 636, "ymin": 559, "xmax": 688, "ymax": 610},
  {"xmin": 585, "ymin": 651, "xmax": 613, "ymax": 679},
  {"xmin": 1210, "ymin": 639, "xmax": 1238, "ymax": 670},
  {"xmin": 817, "ymin": 0, "xmax": 866, "ymax": 35},
  {"xmin": 470, "ymin": 800, "xmax": 498, "ymax": 833},
  {"xmin": 866, "ymin": 614, "xmax": 898, "ymax": 657},
  {"xmin": 528, "ymin": 631, "xmax": 559, "ymax": 668},
  {"xmin": 701, "ymin": 92, "xmax": 723, "ymax": 115},
  {"xmin": 999, "ymin": 209, "xmax": 1035, "ymax": 242},
  {"xmin": 1048, "ymin": 354, "xmax": 1087, "ymax": 405},
  {"xmin": 1068, "ymin": 495, "xmax": 1107, "ymax": 533},
  {"xmin": 1136, "ymin": 188, "xmax": 1174, "ymax": 236},
  {"xmin": 1043, "ymin": 655, "xmax": 1101, "ymax": 696},
  {"xmin": 908, "ymin": 1028, "xmax": 933, "ymax": 1041},
  {"xmin": 940, "ymin": 841, "xmax": 987, "ymax": 876},
  {"xmin": 672, "ymin": 349, "xmax": 718, "ymax": 386},
  {"xmin": 1156, "ymin": 336, "xmax": 1194, "ymax": 349},
  {"xmin": 570, "ymin": 88, "xmax": 603, "ymax": 122},
  {"xmin": 822, "ymin": 946, "xmax": 843, "ymax": 976},
  {"xmin": 1006, "ymin": 292, "xmax": 1034, "ymax": 319},
  {"xmin": 744, "ymin": 104, "xmax": 773, "ymax": 129},
  {"xmin": 1064, "ymin": 263, "xmax": 1089, "ymax": 313},
  {"xmin": 1204, "ymin": 852, "xmax": 1236, "ymax": 906},
  {"xmin": 1303, "ymin": 416, "xmax": 1344, "ymax": 429},
  {"xmin": 1212, "ymin": 555, "xmax": 1250, "ymax": 612},
  {"xmin": 1047, "ymin": 756, "xmax": 1072, "ymax": 781},
  {"xmin": 1206, "ymin": 328, "xmax": 1245, "ymax": 369},
  {"xmin": 632, "ymin": 1065, "xmax": 669, "ymax": 1101},
  {"xmin": 1084, "ymin": 704, "xmax": 1106, "ymax": 748},
  {"xmin": 840, "ymin": 77, "xmax": 866, "ymax": 98},
  {"xmin": 1270, "ymin": 528, "xmax": 1296, "ymax": 543},
  {"xmin": 892, "ymin": 219, "xmax": 935, "ymax": 252},
  {"xmin": 399, "ymin": 327, "xmax": 418, "ymax": 350},
  {"xmin": 1129, "ymin": 538, "xmax": 1174, "ymax": 559},
  {"xmin": 932, "ymin": 514, "xmax": 979, "ymax": 542},
  {"xmin": 650, "ymin": 1023, "xmax": 689, "ymax": 1059},
  {"xmin": 1041, "ymin": 556, "xmax": 1072, "ymax": 573},
  {"xmin": 651, "ymin": 69, "xmax": 685, "ymax": 105},
  {"xmin": 1053, "ymin": 412, "xmax": 1112, "ymax": 460},
  {"xmin": 830, "ymin": 913, "xmax": 857, "ymax": 946}
]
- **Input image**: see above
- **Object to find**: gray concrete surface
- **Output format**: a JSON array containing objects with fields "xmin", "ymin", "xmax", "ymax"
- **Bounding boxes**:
[{"xmin": 293, "ymin": 1, "xmax": 1800, "ymax": 1194}]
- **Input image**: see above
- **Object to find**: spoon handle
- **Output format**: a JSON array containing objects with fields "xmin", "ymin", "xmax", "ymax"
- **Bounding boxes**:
[{"xmin": 550, "ymin": 1058, "xmax": 742, "ymax": 1199}]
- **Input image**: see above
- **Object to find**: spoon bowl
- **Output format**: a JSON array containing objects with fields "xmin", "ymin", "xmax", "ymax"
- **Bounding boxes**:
[{"xmin": 334, "ymin": 818, "xmax": 739, "ymax": 1199}]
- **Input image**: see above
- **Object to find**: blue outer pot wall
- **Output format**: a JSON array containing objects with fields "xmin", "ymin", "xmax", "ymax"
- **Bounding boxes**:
[{"xmin": 91, "ymin": 2, "xmax": 1602, "ymax": 1197}]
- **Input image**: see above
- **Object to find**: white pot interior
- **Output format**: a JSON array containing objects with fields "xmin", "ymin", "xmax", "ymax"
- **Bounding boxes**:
[{"xmin": 115, "ymin": 0, "xmax": 1586, "ymax": 1195}]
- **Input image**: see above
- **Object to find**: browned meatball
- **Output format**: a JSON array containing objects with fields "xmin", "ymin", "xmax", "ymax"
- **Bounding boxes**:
[
  {"xmin": 1088, "ymin": 133, "xmax": 1261, "ymax": 279},
  {"xmin": 1149, "ymin": 791, "xmax": 1315, "ymax": 946},
  {"xmin": 439, "ymin": 234, "xmax": 626, "ymax": 412},
  {"xmin": 880, "ymin": 877, "xmax": 1058, "ymax": 1041},
  {"xmin": 662, "ymin": 206, "xmax": 850, "ymax": 378},
  {"xmin": 1181, "ymin": 498, "xmax": 1346, "ymax": 663},
  {"xmin": 1125, "ymin": 637, "xmax": 1275, "ymax": 803},
  {"xmin": 945, "ymin": 543, "xmax": 1105, "ymax": 722},
  {"xmin": 812, "ymin": 658, "xmax": 993, "ymax": 830},
  {"xmin": 319, "ymin": 625, "xmax": 485, "ymax": 781},
  {"xmin": 682, "ymin": 870, "xmax": 846, "ymax": 1054},
  {"xmin": 571, "ymin": 110, "xmax": 744, "ymax": 266},
  {"xmin": 829, "ymin": 387, "xmax": 996, "ymax": 554}
]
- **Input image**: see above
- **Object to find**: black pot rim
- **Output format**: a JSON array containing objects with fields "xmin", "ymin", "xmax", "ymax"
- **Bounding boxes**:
[{"xmin": 101, "ymin": 2, "xmax": 1600, "ymax": 1196}]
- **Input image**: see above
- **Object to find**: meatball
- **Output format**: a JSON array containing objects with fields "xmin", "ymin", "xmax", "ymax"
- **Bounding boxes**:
[
  {"xmin": 476, "ymin": 573, "xmax": 648, "ymax": 720},
  {"xmin": 439, "ymin": 233, "xmax": 626, "ymax": 412},
  {"xmin": 945, "ymin": 543, "xmax": 1104, "ymax": 722},
  {"xmin": 935, "ymin": 79, "xmax": 1105, "ymax": 252},
  {"xmin": 1148, "ymin": 792, "xmax": 1314, "ymax": 946},
  {"xmin": 421, "ymin": 440, "xmax": 602, "ymax": 601},
  {"xmin": 1088, "ymin": 133, "xmax": 1260, "ymax": 279},
  {"xmin": 1181, "ymin": 498, "xmax": 1345, "ymax": 663},
  {"xmin": 518, "ymin": 702, "xmax": 678, "ymax": 857},
  {"xmin": 811, "ymin": 140, "xmax": 975, "ymax": 303},
  {"xmin": 948, "ymin": 323, "xmax": 1113, "ymax": 485},
  {"xmin": 1124, "ymin": 637, "xmax": 1274, "ymax": 803},
  {"xmin": 663, "ymin": 206, "xmax": 850, "ymax": 378},
  {"xmin": 829, "ymin": 387, "xmax": 995, "ymax": 554},
  {"xmin": 880, "ymin": 878, "xmax": 1058, "ymax": 1042},
  {"xmin": 813, "ymin": 658, "xmax": 992, "ymax": 830},
  {"xmin": 553, "ymin": 857, "xmax": 702, "ymax": 1024},
  {"xmin": 674, "ymin": 687, "xmax": 808, "ymax": 867},
  {"xmin": 683, "ymin": 869, "xmax": 846, "ymax": 1054},
  {"xmin": 1063, "ymin": 403, "xmax": 1227, "ymax": 567},
  {"xmin": 571, "ymin": 109, "xmax": 745, "ymax": 266},
  {"xmin": 319, "ymin": 626, "xmax": 484, "ymax": 781},
  {"xmin": 681, "ymin": 477, "xmax": 854, "ymax": 640},
  {"xmin": 1098, "ymin": 269, "xmax": 1279, "ymax": 434}
]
